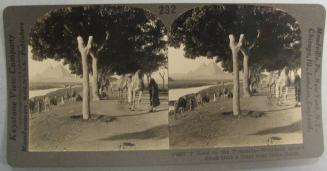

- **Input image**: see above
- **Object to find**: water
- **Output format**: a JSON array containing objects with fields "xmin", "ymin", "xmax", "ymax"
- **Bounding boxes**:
[
  {"xmin": 169, "ymin": 85, "xmax": 216, "ymax": 101},
  {"xmin": 29, "ymin": 88, "xmax": 63, "ymax": 98},
  {"xmin": 30, "ymin": 84, "xmax": 224, "ymax": 101}
]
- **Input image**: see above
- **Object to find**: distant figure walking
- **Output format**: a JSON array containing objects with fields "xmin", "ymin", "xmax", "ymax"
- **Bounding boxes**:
[
  {"xmin": 213, "ymin": 92, "xmax": 216, "ymax": 102},
  {"xmin": 149, "ymin": 78, "xmax": 160, "ymax": 112},
  {"xmin": 294, "ymin": 73, "xmax": 301, "ymax": 106},
  {"xmin": 267, "ymin": 71, "xmax": 278, "ymax": 97},
  {"xmin": 276, "ymin": 66, "xmax": 291, "ymax": 105},
  {"xmin": 249, "ymin": 72, "xmax": 260, "ymax": 94},
  {"xmin": 196, "ymin": 93, "xmax": 203, "ymax": 106},
  {"xmin": 44, "ymin": 96, "xmax": 51, "ymax": 111},
  {"xmin": 99, "ymin": 75, "xmax": 111, "ymax": 98}
]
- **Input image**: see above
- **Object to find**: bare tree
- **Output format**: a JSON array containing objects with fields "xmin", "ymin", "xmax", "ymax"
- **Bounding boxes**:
[
  {"xmin": 229, "ymin": 34, "xmax": 244, "ymax": 115},
  {"xmin": 77, "ymin": 36, "xmax": 93, "ymax": 119}
]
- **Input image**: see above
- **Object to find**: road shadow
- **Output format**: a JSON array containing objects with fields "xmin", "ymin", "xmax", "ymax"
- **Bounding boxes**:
[
  {"xmin": 250, "ymin": 121, "xmax": 302, "ymax": 135},
  {"xmin": 259, "ymin": 106, "xmax": 297, "ymax": 113},
  {"xmin": 69, "ymin": 114, "xmax": 118, "ymax": 123},
  {"xmin": 69, "ymin": 108, "xmax": 167, "ymax": 122},
  {"xmin": 100, "ymin": 124, "xmax": 168, "ymax": 141},
  {"xmin": 96, "ymin": 108, "xmax": 167, "ymax": 118},
  {"xmin": 249, "ymin": 92, "xmax": 267, "ymax": 96},
  {"xmin": 221, "ymin": 110, "xmax": 266, "ymax": 118}
]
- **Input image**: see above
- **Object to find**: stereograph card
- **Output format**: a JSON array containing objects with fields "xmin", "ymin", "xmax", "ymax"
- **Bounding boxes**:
[{"xmin": 2, "ymin": 2, "xmax": 325, "ymax": 167}]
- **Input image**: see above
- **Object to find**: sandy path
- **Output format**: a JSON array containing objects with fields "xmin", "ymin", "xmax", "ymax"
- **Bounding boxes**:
[
  {"xmin": 169, "ymin": 87, "xmax": 303, "ymax": 149},
  {"xmin": 29, "ymin": 92, "xmax": 169, "ymax": 151}
]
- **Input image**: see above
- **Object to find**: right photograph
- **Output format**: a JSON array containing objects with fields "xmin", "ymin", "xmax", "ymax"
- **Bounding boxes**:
[{"xmin": 168, "ymin": 5, "xmax": 303, "ymax": 149}]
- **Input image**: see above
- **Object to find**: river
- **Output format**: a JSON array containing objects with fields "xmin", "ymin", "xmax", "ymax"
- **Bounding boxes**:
[
  {"xmin": 169, "ymin": 85, "xmax": 216, "ymax": 101},
  {"xmin": 29, "ymin": 88, "xmax": 63, "ymax": 98},
  {"xmin": 30, "ymin": 84, "xmax": 226, "ymax": 101}
]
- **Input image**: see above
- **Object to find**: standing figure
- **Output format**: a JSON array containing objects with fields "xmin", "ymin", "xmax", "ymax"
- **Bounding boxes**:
[
  {"xmin": 61, "ymin": 96, "xmax": 65, "ymax": 105},
  {"xmin": 213, "ymin": 92, "xmax": 216, "ymax": 102},
  {"xmin": 294, "ymin": 73, "xmax": 301, "ymax": 106},
  {"xmin": 190, "ymin": 95, "xmax": 196, "ymax": 111},
  {"xmin": 196, "ymin": 93, "xmax": 203, "ymax": 107},
  {"xmin": 29, "ymin": 98, "xmax": 36, "ymax": 114},
  {"xmin": 148, "ymin": 78, "xmax": 160, "ymax": 112},
  {"xmin": 267, "ymin": 71, "xmax": 278, "ymax": 97},
  {"xmin": 36, "ymin": 98, "xmax": 42, "ymax": 113},
  {"xmin": 44, "ymin": 96, "xmax": 51, "ymax": 111},
  {"xmin": 276, "ymin": 66, "xmax": 291, "ymax": 105}
]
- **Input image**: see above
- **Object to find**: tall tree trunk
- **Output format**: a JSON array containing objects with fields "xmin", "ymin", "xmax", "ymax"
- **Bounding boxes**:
[
  {"xmin": 97, "ymin": 71, "xmax": 102, "ymax": 95},
  {"xmin": 241, "ymin": 49, "xmax": 251, "ymax": 97},
  {"xmin": 293, "ymin": 69, "xmax": 297, "ymax": 83},
  {"xmin": 159, "ymin": 72, "xmax": 165, "ymax": 89},
  {"xmin": 249, "ymin": 67, "xmax": 254, "ymax": 93},
  {"xmin": 77, "ymin": 36, "xmax": 93, "ymax": 120},
  {"xmin": 229, "ymin": 34, "xmax": 244, "ymax": 116},
  {"xmin": 146, "ymin": 73, "xmax": 151, "ymax": 87},
  {"xmin": 90, "ymin": 53, "xmax": 100, "ymax": 101}
]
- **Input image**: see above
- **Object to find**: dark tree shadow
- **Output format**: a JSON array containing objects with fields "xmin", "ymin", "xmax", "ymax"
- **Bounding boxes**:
[
  {"xmin": 69, "ymin": 114, "xmax": 117, "ymax": 122},
  {"xmin": 99, "ymin": 109, "xmax": 167, "ymax": 118},
  {"xmin": 250, "ymin": 92, "xmax": 267, "ymax": 96},
  {"xmin": 100, "ymin": 124, "xmax": 168, "ymax": 141},
  {"xmin": 260, "ymin": 107, "xmax": 298, "ymax": 113},
  {"xmin": 69, "ymin": 109, "xmax": 167, "ymax": 121},
  {"xmin": 221, "ymin": 110, "xmax": 265, "ymax": 118},
  {"xmin": 221, "ymin": 107, "xmax": 298, "ymax": 115},
  {"xmin": 250, "ymin": 121, "xmax": 302, "ymax": 135}
]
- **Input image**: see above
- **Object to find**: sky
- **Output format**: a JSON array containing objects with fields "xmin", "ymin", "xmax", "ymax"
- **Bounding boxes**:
[
  {"xmin": 28, "ymin": 44, "xmax": 301, "ymax": 83},
  {"xmin": 28, "ymin": 46, "xmax": 167, "ymax": 82},
  {"xmin": 168, "ymin": 46, "xmax": 221, "ymax": 74},
  {"xmin": 28, "ymin": 58, "xmax": 66, "ymax": 76},
  {"xmin": 28, "ymin": 46, "xmax": 70, "ymax": 77},
  {"xmin": 29, "ymin": 45, "xmax": 222, "ymax": 80}
]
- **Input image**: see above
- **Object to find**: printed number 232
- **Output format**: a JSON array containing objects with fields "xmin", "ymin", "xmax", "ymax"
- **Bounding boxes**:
[{"xmin": 159, "ymin": 5, "xmax": 176, "ymax": 15}]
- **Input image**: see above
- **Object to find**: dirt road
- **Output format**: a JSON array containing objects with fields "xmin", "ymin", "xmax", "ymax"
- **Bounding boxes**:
[
  {"xmin": 29, "ymin": 92, "xmax": 169, "ymax": 151},
  {"xmin": 169, "ymin": 87, "xmax": 303, "ymax": 149}
]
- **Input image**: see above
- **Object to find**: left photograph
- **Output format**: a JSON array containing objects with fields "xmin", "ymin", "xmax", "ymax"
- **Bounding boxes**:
[{"xmin": 28, "ymin": 5, "xmax": 169, "ymax": 151}]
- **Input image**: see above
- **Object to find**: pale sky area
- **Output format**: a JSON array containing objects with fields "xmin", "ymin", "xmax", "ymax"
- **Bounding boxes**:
[
  {"xmin": 28, "ymin": 46, "xmax": 167, "ymax": 82},
  {"xmin": 168, "ymin": 46, "xmax": 222, "ymax": 74},
  {"xmin": 29, "ymin": 45, "xmax": 220, "ymax": 81},
  {"xmin": 28, "ymin": 46, "xmax": 73, "ymax": 77},
  {"xmin": 168, "ymin": 46, "xmax": 302, "ymax": 77},
  {"xmin": 29, "ymin": 44, "xmax": 300, "ymax": 82}
]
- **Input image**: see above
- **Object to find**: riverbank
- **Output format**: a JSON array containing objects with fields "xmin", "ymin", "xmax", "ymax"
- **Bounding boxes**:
[
  {"xmin": 29, "ymin": 88, "xmax": 64, "ymax": 98},
  {"xmin": 168, "ymin": 81, "xmax": 233, "ymax": 102},
  {"xmin": 169, "ymin": 85, "xmax": 216, "ymax": 101},
  {"xmin": 169, "ymin": 87, "xmax": 302, "ymax": 148}
]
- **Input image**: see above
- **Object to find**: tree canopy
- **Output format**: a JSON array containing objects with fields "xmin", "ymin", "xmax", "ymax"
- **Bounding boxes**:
[
  {"xmin": 29, "ymin": 5, "xmax": 168, "ymax": 76},
  {"xmin": 169, "ymin": 5, "xmax": 301, "ymax": 72}
]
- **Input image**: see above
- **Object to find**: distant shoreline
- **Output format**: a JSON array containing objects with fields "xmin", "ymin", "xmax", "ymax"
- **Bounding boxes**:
[
  {"xmin": 29, "ymin": 81, "xmax": 82, "ymax": 91},
  {"xmin": 29, "ymin": 88, "xmax": 64, "ymax": 98},
  {"xmin": 168, "ymin": 79, "xmax": 232, "ymax": 89},
  {"xmin": 168, "ymin": 79, "xmax": 233, "ymax": 102}
]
